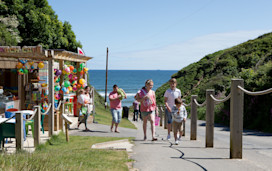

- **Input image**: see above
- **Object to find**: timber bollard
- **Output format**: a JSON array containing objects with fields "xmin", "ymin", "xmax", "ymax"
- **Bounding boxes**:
[
  {"xmin": 205, "ymin": 89, "xmax": 215, "ymax": 148},
  {"xmin": 190, "ymin": 95, "xmax": 197, "ymax": 140},
  {"xmin": 34, "ymin": 105, "xmax": 41, "ymax": 147},
  {"xmin": 15, "ymin": 112, "xmax": 23, "ymax": 150},
  {"xmin": 164, "ymin": 106, "xmax": 168, "ymax": 129},
  {"xmin": 230, "ymin": 79, "xmax": 244, "ymax": 159},
  {"xmin": 159, "ymin": 106, "xmax": 163, "ymax": 127}
]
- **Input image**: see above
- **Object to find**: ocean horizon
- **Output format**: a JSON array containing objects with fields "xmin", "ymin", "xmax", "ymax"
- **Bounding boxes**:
[{"xmin": 88, "ymin": 70, "xmax": 178, "ymax": 107}]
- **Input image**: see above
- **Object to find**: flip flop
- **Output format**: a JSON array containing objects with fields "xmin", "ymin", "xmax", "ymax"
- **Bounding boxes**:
[{"xmin": 152, "ymin": 138, "xmax": 158, "ymax": 141}]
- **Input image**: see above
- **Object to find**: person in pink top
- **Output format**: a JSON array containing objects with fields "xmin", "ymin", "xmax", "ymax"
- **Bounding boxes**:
[
  {"xmin": 108, "ymin": 84, "xmax": 126, "ymax": 133},
  {"xmin": 136, "ymin": 79, "xmax": 158, "ymax": 141}
]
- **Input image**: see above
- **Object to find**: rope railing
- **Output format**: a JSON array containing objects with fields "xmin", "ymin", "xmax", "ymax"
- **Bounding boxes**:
[
  {"xmin": 238, "ymin": 86, "xmax": 272, "ymax": 96},
  {"xmin": 0, "ymin": 115, "xmax": 15, "ymax": 125},
  {"xmin": 210, "ymin": 93, "xmax": 231, "ymax": 103},
  {"xmin": 23, "ymin": 108, "xmax": 38, "ymax": 121},
  {"xmin": 193, "ymin": 99, "xmax": 206, "ymax": 107},
  {"xmin": 41, "ymin": 103, "xmax": 52, "ymax": 115},
  {"xmin": 55, "ymin": 100, "xmax": 62, "ymax": 111},
  {"xmin": 183, "ymin": 102, "xmax": 191, "ymax": 107}
]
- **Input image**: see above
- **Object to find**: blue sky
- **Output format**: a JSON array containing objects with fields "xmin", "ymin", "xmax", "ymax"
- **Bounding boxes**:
[{"xmin": 48, "ymin": 0, "xmax": 272, "ymax": 70}]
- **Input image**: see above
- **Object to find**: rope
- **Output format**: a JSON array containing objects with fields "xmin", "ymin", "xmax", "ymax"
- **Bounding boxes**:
[
  {"xmin": 210, "ymin": 93, "xmax": 231, "ymax": 103},
  {"xmin": 0, "ymin": 115, "xmax": 15, "ymax": 125},
  {"xmin": 193, "ymin": 99, "xmax": 206, "ymax": 107},
  {"xmin": 238, "ymin": 86, "xmax": 272, "ymax": 96},
  {"xmin": 183, "ymin": 102, "xmax": 191, "ymax": 107},
  {"xmin": 55, "ymin": 100, "xmax": 62, "ymax": 110},
  {"xmin": 41, "ymin": 103, "xmax": 52, "ymax": 115},
  {"xmin": 23, "ymin": 108, "xmax": 38, "ymax": 121}
]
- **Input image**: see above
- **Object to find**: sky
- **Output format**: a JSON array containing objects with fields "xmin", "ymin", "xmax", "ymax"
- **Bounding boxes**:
[{"xmin": 48, "ymin": 0, "xmax": 272, "ymax": 70}]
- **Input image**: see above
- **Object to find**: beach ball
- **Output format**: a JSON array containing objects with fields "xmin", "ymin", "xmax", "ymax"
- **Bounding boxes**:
[
  {"xmin": 54, "ymin": 85, "xmax": 61, "ymax": 91},
  {"xmin": 79, "ymin": 78, "xmax": 85, "ymax": 85},
  {"xmin": 38, "ymin": 62, "xmax": 44, "ymax": 69},
  {"xmin": 56, "ymin": 77, "xmax": 60, "ymax": 83},
  {"xmin": 80, "ymin": 63, "xmax": 85, "ymax": 69},
  {"xmin": 72, "ymin": 85, "xmax": 77, "ymax": 91},
  {"xmin": 31, "ymin": 65, "xmax": 34, "ymax": 69},
  {"xmin": 28, "ymin": 61, "xmax": 34, "ymax": 66},
  {"xmin": 64, "ymin": 80, "xmax": 71, "ymax": 88},
  {"xmin": 68, "ymin": 74, "xmax": 73, "ymax": 79},
  {"xmin": 17, "ymin": 62, "xmax": 23, "ymax": 69},
  {"xmin": 83, "ymin": 67, "xmax": 88, "ymax": 72},
  {"xmin": 18, "ymin": 69, "xmax": 24, "ymax": 75},
  {"xmin": 72, "ymin": 81, "xmax": 77, "ymax": 85},
  {"xmin": 55, "ymin": 69, "xmax": 62, "ymax": 76},
  {"xmin": 77, "ymin": 84, "xmax": 82, "ymax": 89},
  {"xmin": 80, "ymin": 70, "xmax": 84, "ymax": 75},
  {"xmin": 55, "ymin": 94, "xmax": 60, "ymax": 100},
  {"xmin": 69, "ymin": 65, "xmax": 74, "ymax": 71},
  {"xmin": 73, "ymin": 68, "xmax": 77, "ymax": 73},
  {"xmin": 23, "ymin": 69, "xmax": 28, "ymax": 74},
  {"xmin": 61, "ymin": 87, "xmax": 67, "ymax": 93},
  {"xmin": 68, "ymin": 86, "xmax": 72, "ymax": 92},
  {"xmin": 78, "ymin": 67, "xmax": 82, "ymax": 72},
  {"xmin": 73, "ymin": 76, "xmax": 78, "ymax": 81},
  {"xmin": 65, "ymin": 67, "xmax": 70, "ymax": 73}
]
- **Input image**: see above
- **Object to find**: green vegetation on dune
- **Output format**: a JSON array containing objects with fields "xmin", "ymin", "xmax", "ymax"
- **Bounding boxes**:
[{"xmin": 156, "ymin": 32, "xmax": 272, "ymax": 132}]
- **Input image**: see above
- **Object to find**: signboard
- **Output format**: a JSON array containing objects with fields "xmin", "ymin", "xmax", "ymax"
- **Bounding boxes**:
[{"xmin": 0, "ymin": 46, "xmax": 43, "ymax": 54}]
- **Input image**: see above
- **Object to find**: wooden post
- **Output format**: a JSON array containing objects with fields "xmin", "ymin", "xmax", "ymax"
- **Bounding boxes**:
[
  {"xmin": 65, "ymin": 122, "xmax": 69, "ymax": 142},
  {"xmin": 206, "ymin": 89, "xmax": 215, "ymax": 148},
  {"xmin": 230, "ymin": 79, "xmax": 244, "ymax": 159},
  {"xmin": 15, "ymin": 112, "xmax": 23, "ymax": 150},
  {"xmin": 60, "ymin": 101, "xmax": 64, "ymax": 131},
  {"xmin": 182, "ymin": 120, "xmax": 185, "ymax": 136},
  {"xmin": 159, "ymin": 106, "xmax": 163, "ymax": 127},
  {"xmin": 164, "ymin": 106, "xmax": 168, "ymax": 129},
  {"xmin": 48, "ymin": 51, "xmax": 55, "ymax": 136},
  {"xmin": 105, "ymin": 47, "xmax": 109, "ymax": 109},
  {"xmin": 34, "ymin": 105, "xmax": 41, "ymax": 147},
  {"xmin": 190, "ymin": 95, "xmax": 197, "ymax": 140},
  {"xmin": 18, "ymin": 75, "xmax": 23, "ymax": 110}
]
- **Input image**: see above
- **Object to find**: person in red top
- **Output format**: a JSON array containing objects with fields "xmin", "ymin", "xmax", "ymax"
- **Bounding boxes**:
[{"xmin": 108, "ymin": 84, "xmax": 126, "ymax": 133}]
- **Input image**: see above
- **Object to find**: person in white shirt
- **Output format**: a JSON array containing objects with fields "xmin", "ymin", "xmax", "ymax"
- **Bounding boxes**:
[
  {"xmin": 164, "ymin": 78, "xmax": 181, "ymax": 140},
  {"xmin": 171, "ymin": 98, "xmax": 187, "ymax": 145}
]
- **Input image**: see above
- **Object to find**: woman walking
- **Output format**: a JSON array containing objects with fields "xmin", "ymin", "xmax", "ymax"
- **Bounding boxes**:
[{"xmin": 136, "ymin": 79, "xmax": 158, "ymax": 141}]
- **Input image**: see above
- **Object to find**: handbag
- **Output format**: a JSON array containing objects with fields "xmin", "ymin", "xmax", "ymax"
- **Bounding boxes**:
[{"xmin": 80, "ymin": 106, "xmax": 88, "ymax": 115}]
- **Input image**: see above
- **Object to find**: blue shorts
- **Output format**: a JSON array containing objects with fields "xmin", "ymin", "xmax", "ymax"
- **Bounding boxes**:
[
  {"xmin": 165, "ymin": 108, "xmax": 172, "ymax": 124},
  {"xmin": 110, "ymin": 108, "xmax": 122, "ymax": 123}
]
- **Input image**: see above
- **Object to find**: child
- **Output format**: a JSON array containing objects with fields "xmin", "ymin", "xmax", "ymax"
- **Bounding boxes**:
[{"xmin": 171, "ymin": 98, "xmax": 187, "ymax": 145}]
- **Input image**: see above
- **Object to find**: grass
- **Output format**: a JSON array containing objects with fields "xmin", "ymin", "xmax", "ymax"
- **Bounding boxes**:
[
  {"xmin": 94, "ymin": 105, "xmax": 137, "ymax": 129},
  {"xmin": 0, "ymin": 133, "xmax": 133, "ymax": 171}
]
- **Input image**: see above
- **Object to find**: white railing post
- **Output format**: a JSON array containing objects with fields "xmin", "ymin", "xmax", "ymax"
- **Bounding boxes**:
[
  {"xmin": 230, "ymin": 79, "xmax": 244, "ymax": 159},
  {"xmin": 190, "ymin": 95, "xmax": 197, "ymax": 140},
  {"xmin": 206, "ymin": 89, "xmax": 215, "ymax": 148}
]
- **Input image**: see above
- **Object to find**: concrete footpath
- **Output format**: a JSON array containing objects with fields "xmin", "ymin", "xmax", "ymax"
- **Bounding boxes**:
[{"xmin": 69, "ymin": 116, "xmax": 272, "ymax": 171}]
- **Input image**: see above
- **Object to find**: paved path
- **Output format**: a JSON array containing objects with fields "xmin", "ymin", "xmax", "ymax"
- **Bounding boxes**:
[{"xmin": 69, "ymin": 116, "xmax": 272, "ymax": 171}]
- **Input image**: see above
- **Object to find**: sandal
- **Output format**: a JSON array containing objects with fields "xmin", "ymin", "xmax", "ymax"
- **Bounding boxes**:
[
  {"xmin": 115, "ymin": 130, "xmax": 120, "ymax": 133},
  {"xmin": 143, "ymin": 136, "xmax": 147, "ymax": 141},
  {"xmin": 152, "ymin": 137, "xmax": 158, "ymax": 141}
]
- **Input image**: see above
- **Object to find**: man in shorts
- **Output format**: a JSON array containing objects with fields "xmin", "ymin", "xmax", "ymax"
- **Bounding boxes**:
[{"xmin": 164, "ymin": 78, "xmax": 181, "ymax": 140}]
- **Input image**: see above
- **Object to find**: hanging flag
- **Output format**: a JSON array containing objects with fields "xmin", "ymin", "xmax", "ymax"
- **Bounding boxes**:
[{"xmin": 77, "ymin": 47, "xmax": 85, "ymax": 55}]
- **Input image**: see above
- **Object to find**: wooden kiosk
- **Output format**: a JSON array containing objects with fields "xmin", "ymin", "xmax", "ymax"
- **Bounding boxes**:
[{"xmin": 0, "ymin": 46, "xmax": 92, "ymax": 136}]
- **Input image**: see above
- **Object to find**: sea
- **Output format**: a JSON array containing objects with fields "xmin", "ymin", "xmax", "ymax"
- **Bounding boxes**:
[{"xmin": 88, "ymin": 70, "xmax": 178, "ymax": 107}]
